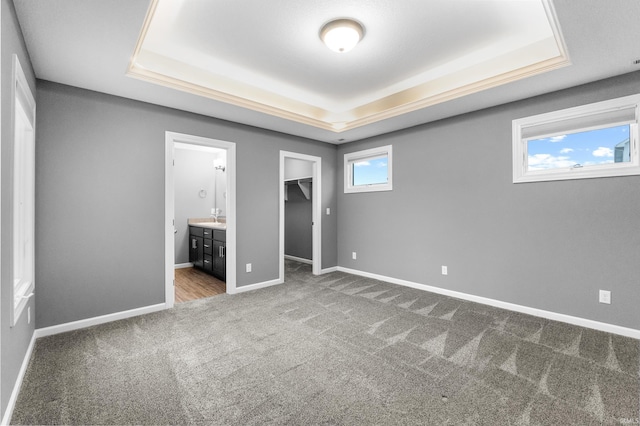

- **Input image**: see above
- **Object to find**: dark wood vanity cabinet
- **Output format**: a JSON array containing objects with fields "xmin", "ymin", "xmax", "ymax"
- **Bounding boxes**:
[
  {"xmin": 189, "ymin": 225, "xmax": 226, "ymax": 281},
  {"xmin": 189, "ymin": 226, "xmax": 204, "ymax": 269},
  {"xmin": 212, "ymin": 229, "xmax": 226, "ymax": 280}
]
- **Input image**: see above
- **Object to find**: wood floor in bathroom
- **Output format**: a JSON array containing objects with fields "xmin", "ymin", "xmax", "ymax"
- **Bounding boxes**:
[{"xmin": 175, "ymin": 267, "xmax": 226, "ymax": 303}]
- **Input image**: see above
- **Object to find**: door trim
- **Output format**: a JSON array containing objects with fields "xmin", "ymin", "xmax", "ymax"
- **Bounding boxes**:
[
  {"xmin": 165, "ymin": 132, "xmax": 237, "ymax": 308},
  {"xmin": 279, "ymin": 151, "xmax": 322, "ymax": 280}
]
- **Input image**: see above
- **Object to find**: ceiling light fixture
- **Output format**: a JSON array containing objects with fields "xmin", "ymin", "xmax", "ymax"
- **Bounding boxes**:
[{"xmin": 320, "ymin": 19, "xmax": 364, "ymax": 53}]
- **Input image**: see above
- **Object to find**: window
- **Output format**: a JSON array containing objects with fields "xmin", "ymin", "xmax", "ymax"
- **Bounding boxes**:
[
  {"xmin": 513, "ymin": 94, "xmax": 640, "ymax": 183},
  {"xmin": 344, "ymin": 145, "xmax": 392, "ymax": 193},
  {"xmin": 11, "ymin": 55, "xmax": 36, "ymax": 326}
]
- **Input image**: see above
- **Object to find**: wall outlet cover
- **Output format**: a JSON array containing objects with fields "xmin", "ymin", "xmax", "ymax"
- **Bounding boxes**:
[
  {"xmin": 441, "ymin": 265, "xmax": 448, "ymax": 275},
  {"xmin": 246, "ymin": 263, "xmax": 252, "ymax": 273},
  {"xmin": 352, "ymin": 252, "xmax": 357, "ymax": 260},
  {"xmin": 599, "ymin": 289, "xmax": 611, "ymax": 304}
]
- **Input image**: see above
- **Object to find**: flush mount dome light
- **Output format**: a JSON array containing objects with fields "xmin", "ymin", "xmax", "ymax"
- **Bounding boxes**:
[{"xmin": 320, "ymin": 19, "xmax": 364, "ymax": 53}]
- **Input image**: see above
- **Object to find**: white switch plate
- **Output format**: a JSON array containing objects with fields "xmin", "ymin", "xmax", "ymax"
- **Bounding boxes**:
[
  {"xmin": 599, "ymin": 290, "xmax": 611, "ymax": 304},
  {"xmin": 246, "ymin": 263, "xmax": 252, "ymax": 273},
  {"xmin": 352, "ymin": 252, "xmax": 357, "ymax": 260},
  {"xmin": 28, "ymin": 307, "xmax": 31, "ymax": 324},
  {"xmin": 326, "ymin": 208, "xmax": 331, "ymax": 215},
  {"xmin": 441, "ymin": 265, "xmax": 448, "ymax": 275}
]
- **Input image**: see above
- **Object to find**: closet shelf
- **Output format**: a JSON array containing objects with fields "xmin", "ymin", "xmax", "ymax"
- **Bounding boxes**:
[{"xmin": 284, "ymin": 177, "xmax": 312, "ymax": 201}]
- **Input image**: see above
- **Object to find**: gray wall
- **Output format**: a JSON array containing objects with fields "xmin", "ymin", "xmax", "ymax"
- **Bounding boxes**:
[
  {"xmin": 174, "ymin": 147, "xmax": 217, "ymax": 265},
  {"xmin": 214, "ymin": 152, "xmax": 227, "ymax": 217},
  {"xmin": 1, "ymin": 0, "xmax": 37, "ymax": 415},
  {"xmin": 35, "ymin": 81, "xmax": 338, "ymax": 328},
  {"xmin": 337, "ymin": 71, "xmax": 640, "ymax": 330},
  {"xmin": 285, "ymin": 183, "xmax": 312, "ymax": 260}
]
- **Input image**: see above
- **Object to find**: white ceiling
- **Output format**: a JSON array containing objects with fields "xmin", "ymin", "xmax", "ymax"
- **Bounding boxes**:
[{"xmin": 13, "ymin": 0, "xmax": 640, "ymax": 144}]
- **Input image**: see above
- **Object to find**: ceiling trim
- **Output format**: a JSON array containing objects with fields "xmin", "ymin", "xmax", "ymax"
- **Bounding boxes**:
[
  {"xmin": 344, "ymin": 54, "xmax": 570, "ymax": 131},
  {"xmin": 127, "ymin": 63, "xmax": 337, "ymax": 131},
  {"xmin": 127, "ymin": 0, "xmax": 570, "ymax": 134}
]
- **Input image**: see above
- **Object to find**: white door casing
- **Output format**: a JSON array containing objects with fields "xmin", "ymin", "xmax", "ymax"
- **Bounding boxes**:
[
  {"xmin": 279, "ymin": 151, "xmax": 322, "ymax": 280},
  {"xmin": 165, "ymin": 132, "xmax": 237, "ymax": 308}
]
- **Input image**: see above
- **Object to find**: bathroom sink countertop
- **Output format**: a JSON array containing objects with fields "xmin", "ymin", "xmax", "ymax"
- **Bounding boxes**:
[{"xmin": 188, "ymin": 220, "xmax": 226, "ymax": 230}]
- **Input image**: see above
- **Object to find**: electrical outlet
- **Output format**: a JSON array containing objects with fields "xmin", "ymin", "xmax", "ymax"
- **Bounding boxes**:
[
  {"xmin": 28, "ymin": 307, "xmax": 31, "ymax": 324},
  {"xmin": 326, "ymin": 208, "xmax": 331, "ymax": 215},
  {"xmin": 246, "ymin": 263, "xmax": 252, "ymax": 273},
  {"xmin": 441, "ymin": 265, "xmax": 448, "ymax": 275},
  {"xmin": 352, "ymin": 252, "xmax": 357, "ymax": 260},
  {"xmin": 599, "ymin": 290, "xmax": 611, "ymax": 304}
]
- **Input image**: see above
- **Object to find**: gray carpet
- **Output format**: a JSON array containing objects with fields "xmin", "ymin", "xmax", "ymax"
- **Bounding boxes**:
[{"xmin": 12, "ymin": 261, "xmax": 640, "ymax": 425}]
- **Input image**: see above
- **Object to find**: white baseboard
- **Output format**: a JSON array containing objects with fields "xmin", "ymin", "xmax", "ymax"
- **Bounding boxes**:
[
  {"xmin": 174, "ymin": 263, "xmax": 193, "ymax": 269},
  {"xmin": 35, "ymin": 303, "xmax": 167, "ymax": 338},
  {"xmin": 1, "ymin": 333, "xmax": 36, "ymax": 426},
  {"xmin": 338, "ymin": 267, "xmax": 640, "ymax": 339},
  {"xmin": 284, "ymin": 255, "xmax": 312, "ymax": 265},
  {"xmin": 321, "ymin": 266, "xmax": 338, "ymax": 274},
  {"xmin": 232, "ymin": 278, "xmax": 283, "ymax": 294}
]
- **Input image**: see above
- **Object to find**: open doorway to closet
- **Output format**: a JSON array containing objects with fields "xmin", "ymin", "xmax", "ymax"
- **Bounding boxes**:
[{"xmin": 279, "ymin": 151, "xmax": 322, "ymax": 281}]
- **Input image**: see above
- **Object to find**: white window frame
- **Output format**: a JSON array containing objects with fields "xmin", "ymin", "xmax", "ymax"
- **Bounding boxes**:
[
  {"xmin": 513, "ymin": 94, "xmax": 640, "ymax": 183},
  {"xmin": 344, "ymin": 145, "xmax": 393, "ymax": 193},
  {"xmin": 11, "ymin": 55, "xmax": 36, "ymax": 327}
]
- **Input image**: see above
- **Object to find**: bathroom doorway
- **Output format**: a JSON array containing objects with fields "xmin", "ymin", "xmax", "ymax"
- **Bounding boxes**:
[
  {"xmin": 173, "ymin": 143, "xmax": 226, "ymax": 303},
  {"xmin": 165, "ymin": 132, "xmax": 237, "ymax": 309}
]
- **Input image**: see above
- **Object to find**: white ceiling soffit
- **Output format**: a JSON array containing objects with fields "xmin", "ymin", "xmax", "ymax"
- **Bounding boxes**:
[
  {"xmin": 128, "ymin": 0, "xmax": 569, "ymax": 134},
  {"xmin": 13, "ymin": 1, "xmax": 640, "ymax": 144}
]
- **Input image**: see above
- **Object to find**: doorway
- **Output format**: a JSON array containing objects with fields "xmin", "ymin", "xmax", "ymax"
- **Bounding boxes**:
[
  {"xmin": 279, "ymin": 151, "xmax": 322, "ymax": 281},
  {"xmin": 173, "ymin": 142, "xmax": 226, "ymax": 303},
  {"xmin": 165, "ymin": 132, "xmax": 237, "ymax": 309}
]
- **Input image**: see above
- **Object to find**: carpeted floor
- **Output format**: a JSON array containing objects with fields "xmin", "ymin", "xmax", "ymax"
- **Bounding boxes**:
[{"xmin": 11, "ymin": 261, "xmax": 640, "ymax": 425}]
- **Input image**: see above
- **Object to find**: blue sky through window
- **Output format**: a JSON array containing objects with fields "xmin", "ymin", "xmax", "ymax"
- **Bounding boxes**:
[
  {"xmin": 352, "ymin": 156, "xmax": 388, "ymax": 185},
  {"xmin": 527, "ymin": 124, "xmax": 630, "ymax": 171}
]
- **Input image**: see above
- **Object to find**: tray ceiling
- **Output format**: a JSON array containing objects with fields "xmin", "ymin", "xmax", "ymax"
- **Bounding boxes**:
[
  {"xmin": 128, "ymin": 0, "xmax": 568, "ymax": 133},
  {"xmin": 13, "ymin": 0, "xmax": 640, "ymax": 143}
]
